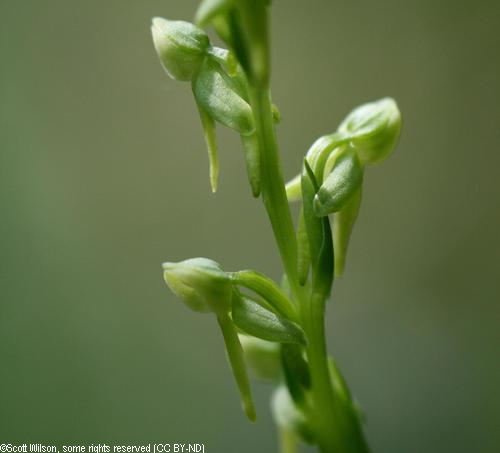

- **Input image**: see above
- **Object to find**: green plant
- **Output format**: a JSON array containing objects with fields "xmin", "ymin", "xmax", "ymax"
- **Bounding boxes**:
[{"xmin": 151, "ymin": 1, "xmax": 401, "ymax": 452}]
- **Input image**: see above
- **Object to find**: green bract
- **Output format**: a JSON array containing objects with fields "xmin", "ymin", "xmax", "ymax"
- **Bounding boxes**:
[
  {"xmin": 151, "ymin": 18, "xmax": 209, "ymax": 81},
  {"xmin": 340, "ymin": 97, "xmax": 401, "ymax": 164},
  {"xmin": 162, "ymin": 258, "xmax": 232, "ymax": 314}
]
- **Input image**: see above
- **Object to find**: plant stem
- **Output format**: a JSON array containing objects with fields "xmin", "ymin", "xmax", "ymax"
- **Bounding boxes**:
[
  {"xmin": 302, "ymin": 294, "xmax": 364, "ymax": 453},
  {"xmin": 279, "ymin": 427, "xmax": 299, "ymax": 453},
  {"xmin": 248, "ymin": 83, "xmax": 299, "ymax": 292},
  {"xmin": 248, "ymin": 80, "xmax": 369, "ymax": 453}
]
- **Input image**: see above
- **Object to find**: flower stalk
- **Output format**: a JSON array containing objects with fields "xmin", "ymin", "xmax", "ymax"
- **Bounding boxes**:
[{"xmin": 151, "ymin": 1, "xmax": 402, "ymax": 451}]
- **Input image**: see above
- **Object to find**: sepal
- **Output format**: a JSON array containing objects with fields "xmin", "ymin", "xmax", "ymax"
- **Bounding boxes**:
[{"xmin": 232, "ymin": 294, "xmax": 306, "ymax": 345}]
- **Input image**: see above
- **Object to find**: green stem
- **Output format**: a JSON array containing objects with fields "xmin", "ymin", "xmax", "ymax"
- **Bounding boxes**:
[
  {"xmin": 302, "ymin": 294, "xmax": 341, "ymax": 452},
  {"xmin": 248, "ymin": 83, "xmax": 299, "ymax": 293},
  {"xmin": 279, "ymin": 427, "xmax": 299, "ymax": 453},
  {"xmin": 247, "ymin": 79, "xmax": 368, "ymax": 453},
  {"xmin": 301, "ymin": 293, "xmax": 369, "ymax": 453}
]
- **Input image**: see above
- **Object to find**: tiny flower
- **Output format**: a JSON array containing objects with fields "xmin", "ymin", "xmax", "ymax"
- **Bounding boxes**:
[
  {"xmin": 162, "ymin": 257, "xmax": 232, "ymax": 314},
  {"xmin": 151, "ymin": 18, "xmax": 209, "ymax": 81},
  {"xmin": 339, "ymin": 97, "xmax": 401, "ymax": 165}
]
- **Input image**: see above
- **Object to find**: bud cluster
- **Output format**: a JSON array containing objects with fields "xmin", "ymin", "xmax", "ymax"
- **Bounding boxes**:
[
  {"xmin": 151, "ymin": 15, "xmax": 275, "ymax": 196},
  {"xmin": 286, "ymin": 98, "xmax": 401, "ymax": 275}
]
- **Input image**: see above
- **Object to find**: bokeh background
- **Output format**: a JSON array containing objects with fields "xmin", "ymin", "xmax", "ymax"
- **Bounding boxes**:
[{"xmin": 1, "ymin": 0, "xmax": 499, "ymax": 451}]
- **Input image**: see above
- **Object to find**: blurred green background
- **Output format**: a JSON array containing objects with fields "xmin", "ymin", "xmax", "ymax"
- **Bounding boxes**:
[{"xmin": 1, "ymin": 0, "xmax": 499, "ymax": 451}]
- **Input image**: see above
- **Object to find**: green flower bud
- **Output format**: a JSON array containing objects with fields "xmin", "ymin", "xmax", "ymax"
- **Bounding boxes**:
[
  {"xmin": 238, "ymin": 334, "xmax": 281, "ymax": 381},
  {"xmin": 339, "ymin": 97, "xmax": 401, "ymax": 164},
  {"xmin": 162, "ymin": 257, "xmax": 232, "ymax": 314},
  {"xmin": 151, "ymin": 18, "xmax": 209, "ymax": 81}
]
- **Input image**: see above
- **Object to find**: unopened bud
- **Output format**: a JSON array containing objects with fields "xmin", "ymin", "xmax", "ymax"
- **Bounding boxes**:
[
  {"xmin": 151, "ymin": 18, "xmax": 209, "ymax": 81},
  {"xmin": 162, "ymin": 257, "xmax": 232, "ymax": 314},
  {"xmin": 339, "ymin": 97, "xmax": 401, "ymax": 164}
]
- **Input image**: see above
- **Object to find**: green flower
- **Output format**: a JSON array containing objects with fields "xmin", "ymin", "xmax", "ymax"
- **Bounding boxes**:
[
  {"xmin": 151, "ymin": 18, "xmax": 209, "ymax": 81},
  {"xmin": 162, "ymin": 257, "xmax": 232, "ymax": 314},
  {"xmin": 339, "ymin": 97, "xmax": 401, "ymax": 164}
]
